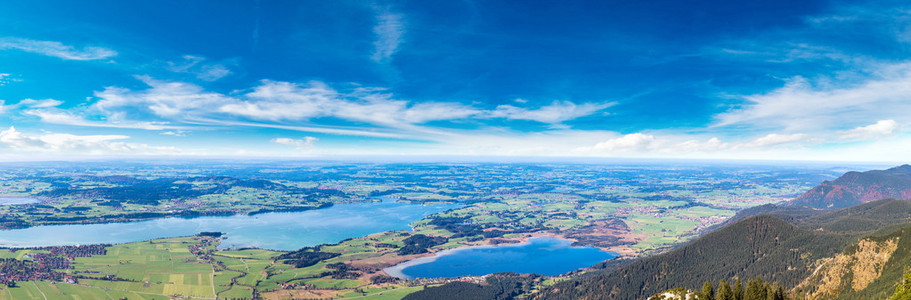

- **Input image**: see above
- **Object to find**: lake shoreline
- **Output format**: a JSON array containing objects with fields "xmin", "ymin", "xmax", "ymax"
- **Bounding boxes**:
[
  {"xmin": 382, "ymin": 236, "xmax": 549, "ymax": 279},
  {"xmin": 383, "ymin": 236, "xmax": 619, "ymax": 280},
  {"xmin": 0, "ymin": 201, "xmax": 459, "ymax": 250},
  {"xmin": 0, "ymin": 198, "xmax": 462, "ymax": 231},
  {"xmin": 379, "ymin": 230, "xmax": 638, "ymax": 279},
  {"xmin": 0, "ymin": 200, "xmax": 340, "ymax": 230},
  {"xmin": 0, "ymin": 197, "xmax": 41, "ymax": 205}
]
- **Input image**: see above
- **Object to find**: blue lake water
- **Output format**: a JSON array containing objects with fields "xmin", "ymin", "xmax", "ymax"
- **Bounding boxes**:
[
  {"xmin": 385, "ymin": 236, "xmax": 617, "ymax": 279},
  {"xmin": 0, "ymin": 201, "xmax": 458, "ymax": 250},
  {"xmin": 0, "ymin": 197, "xmax": 39, "ymax": 205}
]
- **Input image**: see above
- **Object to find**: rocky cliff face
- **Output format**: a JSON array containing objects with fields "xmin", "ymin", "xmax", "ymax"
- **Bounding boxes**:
[
  {"xmin": 795, "ymin": 236, "xmax": 899, "ymax": 298},
  {"xmin": 792, "ymin": 224, "xmax": 911, "ymax": 299}
]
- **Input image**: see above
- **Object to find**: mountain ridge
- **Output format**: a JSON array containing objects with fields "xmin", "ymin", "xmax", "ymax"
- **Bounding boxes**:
[
  {"xmin": 535, "ymin": 214, "xmax": 852, "ymax": 299},
  {"xmin": 787, "ymin": 165, "xmax": 911, "ymax": 209},
  {"xmin": 537, "ymin": 198, "xmax": 911, "ymax": 299}
]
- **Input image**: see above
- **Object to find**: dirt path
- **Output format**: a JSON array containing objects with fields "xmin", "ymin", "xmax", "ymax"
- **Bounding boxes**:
[{"xmin": 31, "ymin": 282, "xmax": 47, "ymax": 300}]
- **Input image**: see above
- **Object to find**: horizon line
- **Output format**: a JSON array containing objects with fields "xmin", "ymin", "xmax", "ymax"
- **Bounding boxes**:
[{"xmin": 0, "ymin": 154, "xmax": 901, "ymax": 167}]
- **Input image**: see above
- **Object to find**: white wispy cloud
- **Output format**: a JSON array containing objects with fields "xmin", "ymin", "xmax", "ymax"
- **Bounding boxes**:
[
  {"xmin": 408, "ymin": 129, "xmax": 736, "ymax": 158},
  {"xmin": 161, "ymin": 130, "xmax": 188, "ymax": 137},
  {"xmin": 221, "ymin": 82, "xmax": 608, "ymax": 126},
  {"xmin": 418, "ymin": 128, "xmax": 911, "ymax": 161},
  {"xmin": 0, "ymin": 126, "xmax": 177, "ymax": 154},
  {"xmin": 83, "ymin": 79, "xmax": 444, "ymax": 137},
  {"xmin": 574, "ymin": 131, "xmax": 816, "ymax": 156},
  {"xmin": 0, "ymin": 73, "xmax": 12, "ymax": 86},
  {"xmin": 90, "ymin": 78, "xmax": 605, "ymax": 131},
  {"xmin": 707, "ymin": 3, "xmax": 909, "ymax": 67},
  {"xmin": 9, "ymin": 75, "xmax": 616, "ymax": 154},
  {"xmin": 839, "ymin": 119, "xmax": 899, "ymax": 140},
  {"xmin": 1, "ymin": 98, "xmax": 63, "ymax": 117},
  {"xmin": 578, "ymin": 133, "xmax": 659, "ymax": 152},
  {"xmin": 400, "ymin": 102, "xmax": 482, "ymax": 124},
  {"xmin": 0, "ymin": 98, "xmax": 64, "ymax": 111},
  {"xmin": 23, "ymin": 110, "xmax": 177, "ymax": 130},
  {"xmin": 715, "ymin": 62, "xmax": 911, "ymax": 132},
  {"xmin": 94, "ymin": 76, "xmax": 234, "ymax": 119},
  {"xmin": 218, "ymin": 80, "xmax": 336, "ymax": 120},
  {"xmin": 0, "ymin": 37, "xmax": 117, "ymax": 60},
  {"xmin": 167, "ymin": 55, "xmax": 232, "ymax": 81},
  {"xmin": 743, "ymin": 133, "xmax": 810, "ymax": 148},
  {"xmin": 713, "ymin": 42, "xmax": 859, "ymax": 65},
  {"xmin": 331, "ymin": 87, "xmax": 480, "ymax": 127},
  {"xmin": 674, "ymin": 137, "xmax": 728, "ymax": 152},
  {"xmin": 371, "ymin": 8, "xmax": 405, "ymax": 63},
  {"xmin": 489, "ymin": 101, "xmax": 615, "ymax": 124},
  {"xmin": 17, "ymin": 99, "xmax": 63, "ymax": 108},
  {"xmin": 271, "ymin": 136, "xmax": 318, "ymax": 150},
  {"xmin": 197, "ymin": 64, "xmax": 231, "ymax": 81},
  {"xmin": 419, "ymin": 129, "xmax": 613, "ymax": 157},
  {"xmin": 4, "ymin": 97, "xmax": 180, "ymax": 130},
  {"xmin": 575, "ymin": 133, "xmax": 729, "ymax": 154},
  {"xmin": 200, "ymin": 120, "xmax": 407, "ymax": 139}
]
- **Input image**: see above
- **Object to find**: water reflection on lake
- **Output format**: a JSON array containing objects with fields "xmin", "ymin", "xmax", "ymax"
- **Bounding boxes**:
[
  {"xmin": 0, "ymin": 201, "xmax": 458, "ymax": 250},
  {"xmin": 0, "ymin": 197, "xmax": 39, "ymax": 205},
  {"xmin": 385, "ymin": 236, "xmax": 617, "ymax": 279}
]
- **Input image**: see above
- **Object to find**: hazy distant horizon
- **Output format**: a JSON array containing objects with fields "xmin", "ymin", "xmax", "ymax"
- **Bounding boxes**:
[{"xmin": 0, "ymin": 154, "xmax": 898, "ymax": 169}]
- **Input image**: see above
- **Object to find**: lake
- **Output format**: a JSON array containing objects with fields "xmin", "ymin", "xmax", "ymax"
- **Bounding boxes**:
[
  {"xmin": 0, "ymin": 197, "xmax": 40, "ymax": 205},
  {"xmin": 384, "ymin": 236, "xmax": 617, "ymax": 279},
  {"xmin": 0, "ymin": 200, "xmax": 458, "ymax": 250}
]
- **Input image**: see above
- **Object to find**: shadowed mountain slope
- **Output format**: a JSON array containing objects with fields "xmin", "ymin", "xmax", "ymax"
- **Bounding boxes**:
[
  {"xmin": 536, "ymin": 215, "xmax": 852, "ymax": 299},
  {"xmin": 796, "ymin": 198, "xmax": 911, "ymax": 233},
  {"xmin": 537, "ymin": 199, "xmax": 911, "ymax": 300}
]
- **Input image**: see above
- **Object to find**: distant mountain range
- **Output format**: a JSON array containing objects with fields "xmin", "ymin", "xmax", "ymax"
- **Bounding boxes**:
[{"xmin": 787, "ymin": 164, "xmax": 911, "ymax": 209}]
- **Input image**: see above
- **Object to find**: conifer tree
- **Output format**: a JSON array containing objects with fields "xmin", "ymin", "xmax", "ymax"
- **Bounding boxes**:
[
  {"xmin": 769, "ymin": 283, "xmax": 785, "ymax": 300},
  {"xmin": 701, "ymin": 281, "xmax": 714, "ymax": 300},
  {"xmin": 890, "ymin": 270, "xmax": 911, "ymax": 300},
  {"xmin": 745, "ymin": 277, "xmax": 766, "ymax": 300},
  {"xmin": 733, "ymin": 278, "xmax": 744, "ymax": 300},
  {"xmin": 716, "ymin": 279, "xmax": 733, "ymax": 300}
]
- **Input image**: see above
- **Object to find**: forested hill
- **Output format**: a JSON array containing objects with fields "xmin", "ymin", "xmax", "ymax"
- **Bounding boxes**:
[
  {"xmin": 536, "ymin": 198, "xmax": 911, "ymax": 299},
  {"xmin": 716, "ymin": 198, "xmax": 911, "ymax": 234},
  {"xmin": 787, "ymin": 164, "xmax": 911, "ymax": 209},
  {"xmin": 534, "ymin": 215, "xmax": 851, "ymax": 299},
  {"xmin": 707, "ymin": 203, "xmax": 822, "ymax": 231},
  {"xmin": 795, "ymin": 198, "xmax": 911, "ymax": 233},
  {"xmin": 643, "ymin": 222, "xmax": 911, "ymax": 299}
]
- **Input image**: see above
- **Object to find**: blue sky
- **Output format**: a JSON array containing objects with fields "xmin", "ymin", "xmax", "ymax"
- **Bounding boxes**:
[{"xmin": 1, "ymin": 0, "xmax": 911, "ymax": 161}]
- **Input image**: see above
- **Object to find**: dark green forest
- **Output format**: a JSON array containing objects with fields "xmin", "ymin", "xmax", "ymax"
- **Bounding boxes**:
[
  {"xmin": 403, "ymin": 273, "xmax": 540, "ymax": 300},
  {"xmin": 535, "ymin": 199, "xmax": 911, "ymax": 299}
]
